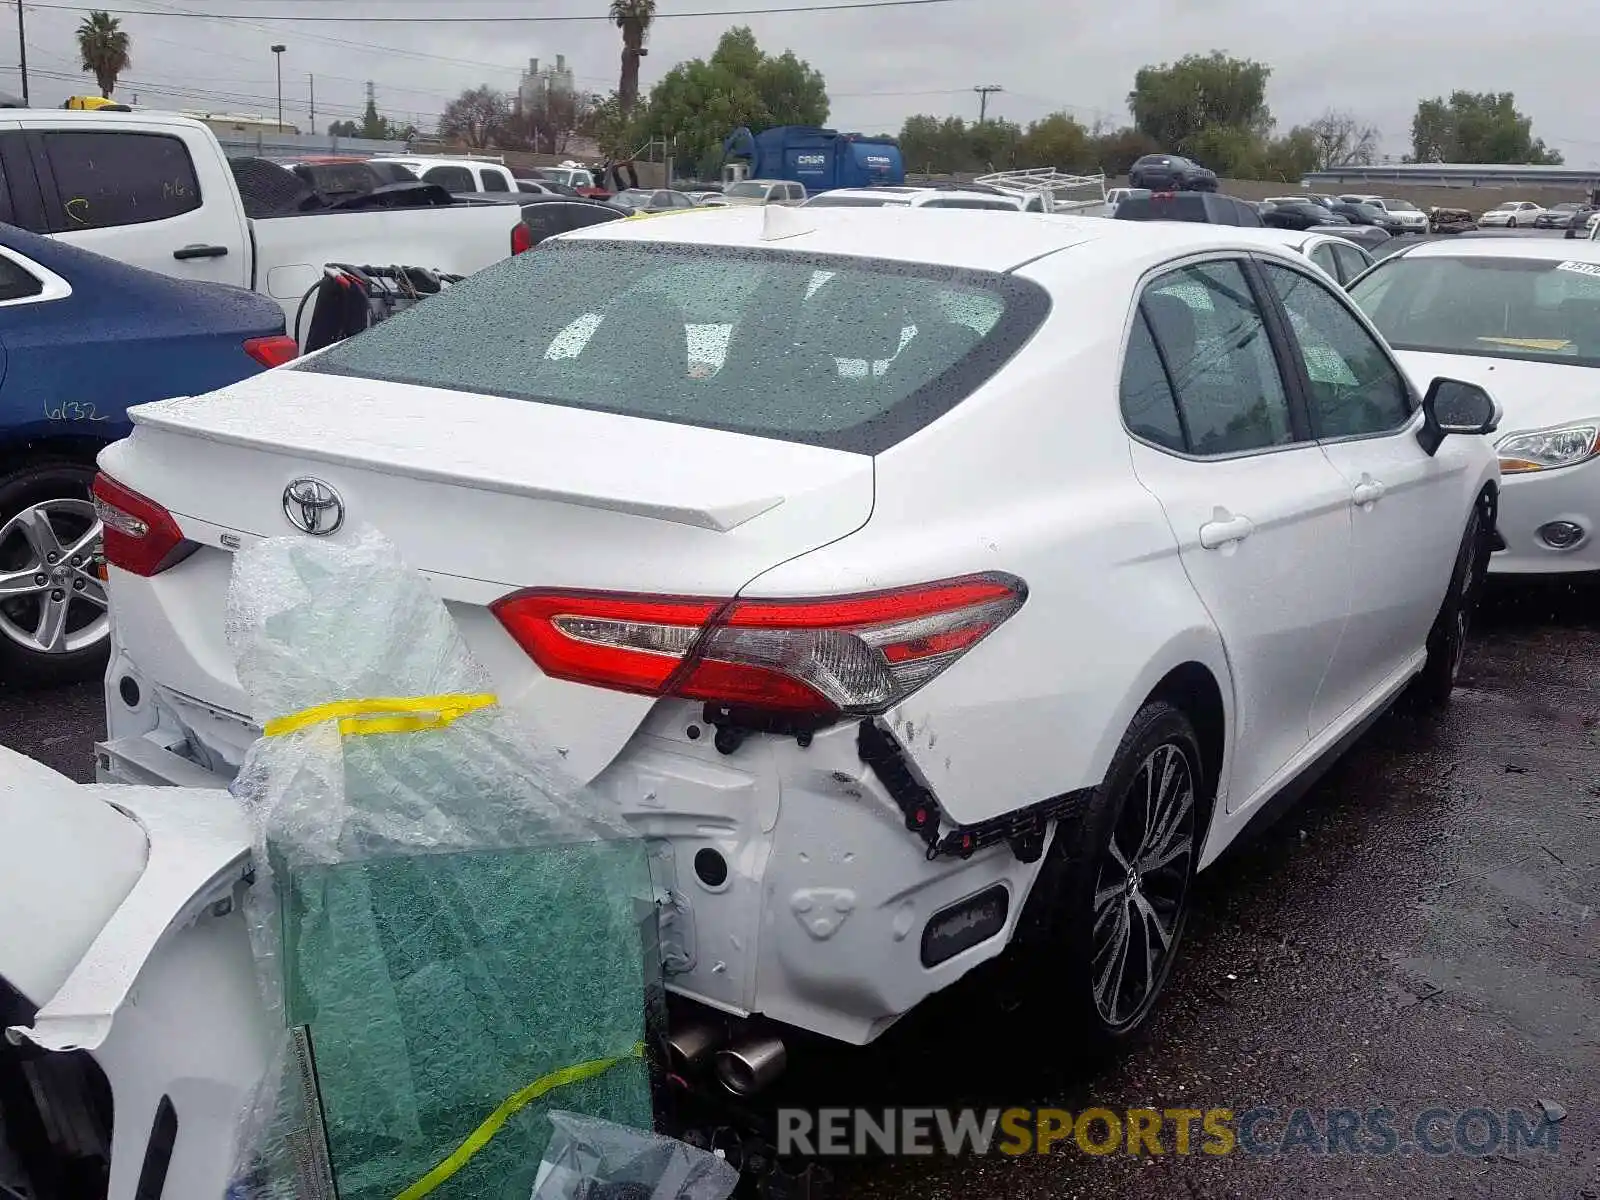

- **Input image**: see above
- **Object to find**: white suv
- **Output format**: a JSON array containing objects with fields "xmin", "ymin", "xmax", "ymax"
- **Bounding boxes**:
[
  {"xmin": 1340, "ymin": 194, "xmax": 1429, "ymax": 233},
  {"xmin": 89, "ymin": 210, "xmax": 1501, "ymax": 1070}
]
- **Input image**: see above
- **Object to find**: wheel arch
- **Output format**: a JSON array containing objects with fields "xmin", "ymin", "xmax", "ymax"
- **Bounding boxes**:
[
  {"xmin": 1142, "ymin": 661, "xmax": 1226, "ymax": 835},
  {"xmin": 0, "ymin": 435, "xmax": 113, "ymax": 484},
  {"xmin": 1082, "ymin": 625, "xmax": 1235, "ymax": 838}
]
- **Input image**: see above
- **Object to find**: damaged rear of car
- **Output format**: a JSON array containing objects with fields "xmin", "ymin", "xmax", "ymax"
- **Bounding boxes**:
[{"xmin": 96, "ymin": 210, "xmax": 1354, "ymax": 1090}]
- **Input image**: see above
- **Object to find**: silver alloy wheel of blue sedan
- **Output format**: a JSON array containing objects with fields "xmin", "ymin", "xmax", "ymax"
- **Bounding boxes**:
[{"xmin": 0, "ymin": 499, "xmax": 107, "ymax": 657}]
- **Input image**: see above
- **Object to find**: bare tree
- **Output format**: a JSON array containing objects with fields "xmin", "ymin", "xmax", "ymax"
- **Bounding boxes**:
[
  {"xmin": 1306, "ymin": 109, "xmax": 1380, "ymax": 169},
  {"xmin": 438, "ymin": 86, "xmax": 510, "ymax": 150},
  {"xmin": 520, "ymin": 88, "xmax": 589, "ymax": 154}
]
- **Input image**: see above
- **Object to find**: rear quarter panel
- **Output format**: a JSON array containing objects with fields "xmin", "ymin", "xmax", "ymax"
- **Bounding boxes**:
[
  {"xmin": 739, "ymin": 251, "xmax": 1232, "ymax": 825},
  {"xmin": 0, "ymin": 239, "xmax": 279, "ymax": 447}
]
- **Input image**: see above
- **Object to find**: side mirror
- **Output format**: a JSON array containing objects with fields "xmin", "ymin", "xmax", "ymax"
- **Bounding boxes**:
[{"xmin": 1417, "ymin": 377, "xmax": 1501, "ymax": 456}]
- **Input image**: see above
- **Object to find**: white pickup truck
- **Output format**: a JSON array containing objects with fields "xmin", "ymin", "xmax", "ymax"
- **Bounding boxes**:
[{"xmin": 0, "ymin": 110, "xmax": 526, "ymax": 339}]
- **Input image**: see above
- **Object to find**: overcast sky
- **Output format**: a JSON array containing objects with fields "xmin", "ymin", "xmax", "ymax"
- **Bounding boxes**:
[{"xmin": 10, "ymin": 0, "xmax": 1599, "ymax": 168}]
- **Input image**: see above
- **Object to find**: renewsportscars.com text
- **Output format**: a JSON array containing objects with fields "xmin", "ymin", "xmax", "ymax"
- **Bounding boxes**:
[{"xmin": 776, "ymin": 1106, "xmax": 1561, "ymax": 1158}]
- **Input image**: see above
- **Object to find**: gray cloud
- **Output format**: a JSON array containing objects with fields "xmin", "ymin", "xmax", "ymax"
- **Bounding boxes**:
[{"xmin": 12, "ymin": 0, "xmax": 1597, "ymax": 167}]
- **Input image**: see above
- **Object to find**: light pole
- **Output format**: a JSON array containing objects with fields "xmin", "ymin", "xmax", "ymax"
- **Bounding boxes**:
[
  {"xmin": 271, "ymin": 44, "xmax": 286, "ymax": 131},
  {"xmin": 16, "ymin": 0, "xmax": 29, "ymax": 106}
]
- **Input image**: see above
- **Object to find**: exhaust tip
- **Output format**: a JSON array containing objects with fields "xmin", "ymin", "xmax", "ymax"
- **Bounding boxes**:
[
  {"xmin": 715, "ymin": 1035, "xmax": 787, "ymax": 1097},
  {"xmin": 666, "ymin": 1020, "xmax": 723, "ymax": 1071}
]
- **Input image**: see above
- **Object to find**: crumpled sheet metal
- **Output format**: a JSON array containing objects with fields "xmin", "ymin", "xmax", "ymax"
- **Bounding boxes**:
[{"xmin": 223, "ymin": 528, "xmax": 656, "ymax": 1200}]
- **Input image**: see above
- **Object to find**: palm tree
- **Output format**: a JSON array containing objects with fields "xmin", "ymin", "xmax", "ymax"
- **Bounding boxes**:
[
  {"xmin": 608, "ymin": 0, "xmax": 655, "ymax": 114},
  {"xmin": 76, "ymin": 11, "xmax": 131, "ymax": 99}
]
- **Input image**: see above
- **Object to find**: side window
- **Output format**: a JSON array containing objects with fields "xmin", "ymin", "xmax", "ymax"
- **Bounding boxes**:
[
  {"xmin": 1308, "ymin": 243, "xmax": 1340, "ymax": 280},
  {"xmin": 481, "ymin": 170, "xmax": 509, "ymax": 193},
  {"xmin": 0, "ymin": 254, "xmax": 43, "ymax": 302},
  {"xmin": 1141, "ymin": 260, "xmax": 1296, "ymax": 456},
  {"xmin": 521, "ymin": 205, "xmax": 568, "ymax": 244},
  {"xmin": 1120, "ymin": 308, "xmax": 1185, "ymax": 451},
  {"xmin": 423, "ymin": 166, "xmax": 474, "ymax": 193},
  {"xmin": 1331, "ymin": 244, "xmax": 1370, "ymax": 285},
  {"xmin": 565, "ymin": 203, "xmax": 623, "ymax": 231},
  {"xmin": 1260, "ymin": 261, "xmax": 1412, "ymax": 439},
  {"xmin": 41, "ymin": 132, "xmax": 200, "ymax": 231}
]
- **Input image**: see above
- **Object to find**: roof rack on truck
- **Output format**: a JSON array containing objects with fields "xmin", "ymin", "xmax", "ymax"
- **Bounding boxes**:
[{"xmin": 972, "ymin": 167, "xmax": 1108, "ymax": 214}]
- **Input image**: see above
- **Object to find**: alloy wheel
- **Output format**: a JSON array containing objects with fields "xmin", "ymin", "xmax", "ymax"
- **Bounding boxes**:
[
  {"xmin": 0, "ymin": 499, "xmax": 108, "ymax": 655},
  {"xmin": 1091, "ymin": 742, "xmax": 1197, "ymax": 1028}
]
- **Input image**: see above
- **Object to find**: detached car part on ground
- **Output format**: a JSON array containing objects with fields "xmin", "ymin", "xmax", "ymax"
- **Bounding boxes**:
[
  {"xmin": 0, "ymin": 225, "xmax": 290, "ymax": 686},
  {"xmin": 93, "ymin": 209, "xmax": 1501, "ymax": 1084}
]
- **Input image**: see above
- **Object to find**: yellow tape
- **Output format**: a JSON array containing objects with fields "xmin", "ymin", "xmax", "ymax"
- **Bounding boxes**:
[
  {"xmin": 393, "ymin": 1042, "xmax": 646, "ymax": 1200},
  {"xmin": 263, "ymin": 693, "xmax": 497, "ymax": 738}
]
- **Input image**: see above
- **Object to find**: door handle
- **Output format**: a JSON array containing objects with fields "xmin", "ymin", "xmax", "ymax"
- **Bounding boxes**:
[
  {"xmin": 1199, "ymin": 509, "xmax": 1255, "ymax": 550},
  {"xmin": 1352, "ymin": 476, "xmax": 1387, "ymax": 506},
  {"xmin": 173, "ymin": 244, "xmax": 229, "ymax": 261}
]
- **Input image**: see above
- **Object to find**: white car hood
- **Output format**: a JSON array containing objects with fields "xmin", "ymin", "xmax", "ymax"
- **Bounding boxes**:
[{"xmin": 1392, "ymin": 349, "xmax": 1600, "ymax": 434}]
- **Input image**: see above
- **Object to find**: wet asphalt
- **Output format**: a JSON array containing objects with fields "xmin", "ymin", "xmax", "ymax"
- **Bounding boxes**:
[{"xmin": 1, "ymin": 580, "xmax": 1596, "ymax": 1198}]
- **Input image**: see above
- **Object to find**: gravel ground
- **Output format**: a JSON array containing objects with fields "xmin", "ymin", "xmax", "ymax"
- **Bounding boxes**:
[{"xmin": 1, "ymin": 580, "xmax": 1596, "ymax": 1199}]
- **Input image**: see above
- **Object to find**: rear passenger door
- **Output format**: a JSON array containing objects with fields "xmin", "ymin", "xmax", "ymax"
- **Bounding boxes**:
[
  {"xmin": 1121, "ymin": 256, "xmax": 1354, "ymax": 815},
  {"xmin": 22, "ymin": 126, "xmax": 248, "ymax": 287}
]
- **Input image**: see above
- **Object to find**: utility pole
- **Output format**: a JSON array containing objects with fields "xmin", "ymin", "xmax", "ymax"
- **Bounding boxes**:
[
  {"xmin": 308, "ymin": 73, "xmax": 315, "ymax": 132},
  {"xmin": 973, "ymin": 84, "xmax": 1002, "ymax": 123},
  {"xmin": 15, "ymin": 0, "xmax": 28, "ymax": 106}
]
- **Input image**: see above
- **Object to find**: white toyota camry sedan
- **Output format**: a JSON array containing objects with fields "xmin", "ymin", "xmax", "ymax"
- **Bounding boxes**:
[
  {"xmin": 1351, "ymin": 237, "xmax": 1600, "ymax": 576},
  {"xmin": 88, "ymin": 207, "xmax": 1501, "ymax": 1067}
]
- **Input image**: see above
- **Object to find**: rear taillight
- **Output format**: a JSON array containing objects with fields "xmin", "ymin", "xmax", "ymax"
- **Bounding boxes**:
[
  {"xmin": 244, "ymin": 335, "xmax": 299, "ymax": 368},
  {"xmin": 91, "ymin": 473, "xmax": 196, "ymax": 577},
  {"xmin": 511, "ymin": 222, "xmax": 534, "ymax": 254},
  {"xmin": 491, "ymin": 573, "xmax": 1026, "ymax": 718}
]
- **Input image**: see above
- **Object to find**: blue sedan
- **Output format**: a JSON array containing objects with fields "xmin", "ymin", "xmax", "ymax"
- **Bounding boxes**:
[{"xmin": 0, "ymin": 224, "xmax": 290, "ymax": 684}]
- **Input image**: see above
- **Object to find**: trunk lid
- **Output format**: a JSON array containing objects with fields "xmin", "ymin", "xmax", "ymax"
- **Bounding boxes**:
[{"xmin": 101, "ymin": 371, "xmax": 874, "ymax": 780}]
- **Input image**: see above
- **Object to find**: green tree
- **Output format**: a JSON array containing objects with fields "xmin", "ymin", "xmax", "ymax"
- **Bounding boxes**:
[
  {"xmin": 610, "ymin": 0, "xmax": 656, "ymax": 115},
  {"xmin": 1409, "ymin": 91, "xmax": 1562, "ymax": 164},
  {"xmin": 438, "ymin": 86, "xmax": 510, "ymax": 150},
  {"xmin": 1017, "ymin": 112, "xmax": 1091, "ymax": 170},
  {"xmin": 327, "ymin": 119, "xmax": 359, "ymax": 138},
  {"xmin": 638, "ymin": 28, "xmax": 827, "ymax": 178},
  {"xmin": 897, "ymin": 114, "xmax": 963, "ymax": 173},
  {"xmin": 1089, "ymin": 126, "xmax": 1161, "ymax": 175},
  {"xmin": 1128, "ymin": 51, "xmax": 1273, "ymax": 153},
  {"xmin": 76, "ymin": 10, "xmax": 131, "ymax": 99},
  {"xmin": 1257, "ymin": 128, "xmax": 1320, "ymax": 181}
]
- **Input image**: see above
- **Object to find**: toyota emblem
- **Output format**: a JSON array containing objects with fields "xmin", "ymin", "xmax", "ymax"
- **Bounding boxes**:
[{"xmin": 282, "ymin": 477, "xmax": 344, "ymax": 536}]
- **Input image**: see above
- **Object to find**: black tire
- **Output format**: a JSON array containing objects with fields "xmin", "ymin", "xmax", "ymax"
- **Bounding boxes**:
[
  {"xmin": 1507, "ymin": 217, "xmax": 1517, "ymax": 228},
  {"xmin": 1025, "ymin": 700, "xmax": 1205, "ymax": 1057},
  {"xmin": 1412, "ymin": 495, "xmax": 1493, "ymax": 709},
  {"xmin": 0, "ymin": 459, "xmax": 109, "ymax": 687}
]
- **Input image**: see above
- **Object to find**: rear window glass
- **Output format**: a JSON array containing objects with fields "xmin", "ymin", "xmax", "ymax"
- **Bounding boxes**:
[
  {"xmin": 1351, "ymin": 255, "xmax": 1600, "ymax": 366},
  {"xmin": 303, "ymin": 241, "xmax": 1049, "ymax": 453}
]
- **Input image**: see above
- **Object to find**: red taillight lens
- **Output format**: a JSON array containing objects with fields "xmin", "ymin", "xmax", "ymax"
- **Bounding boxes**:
[
  {"xmin": 491, "ymin": 573, "xmax": 1026, "ymax": 717},
  {"xmin": 91, "ymin": 473, "xmax": 195, "ymax": 577},
  {"xmin": 511, "ymin": 222, "xmax": 534, "ymax": 255},
  {"xmin": 244, "ymin": 335, "xmax": 299, "ymax": 368}
]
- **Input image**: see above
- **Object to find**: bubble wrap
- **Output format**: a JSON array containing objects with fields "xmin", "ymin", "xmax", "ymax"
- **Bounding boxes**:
[{"xmin": 223, "ymin": 528, "xmax": 656, "ymax": 1200}]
